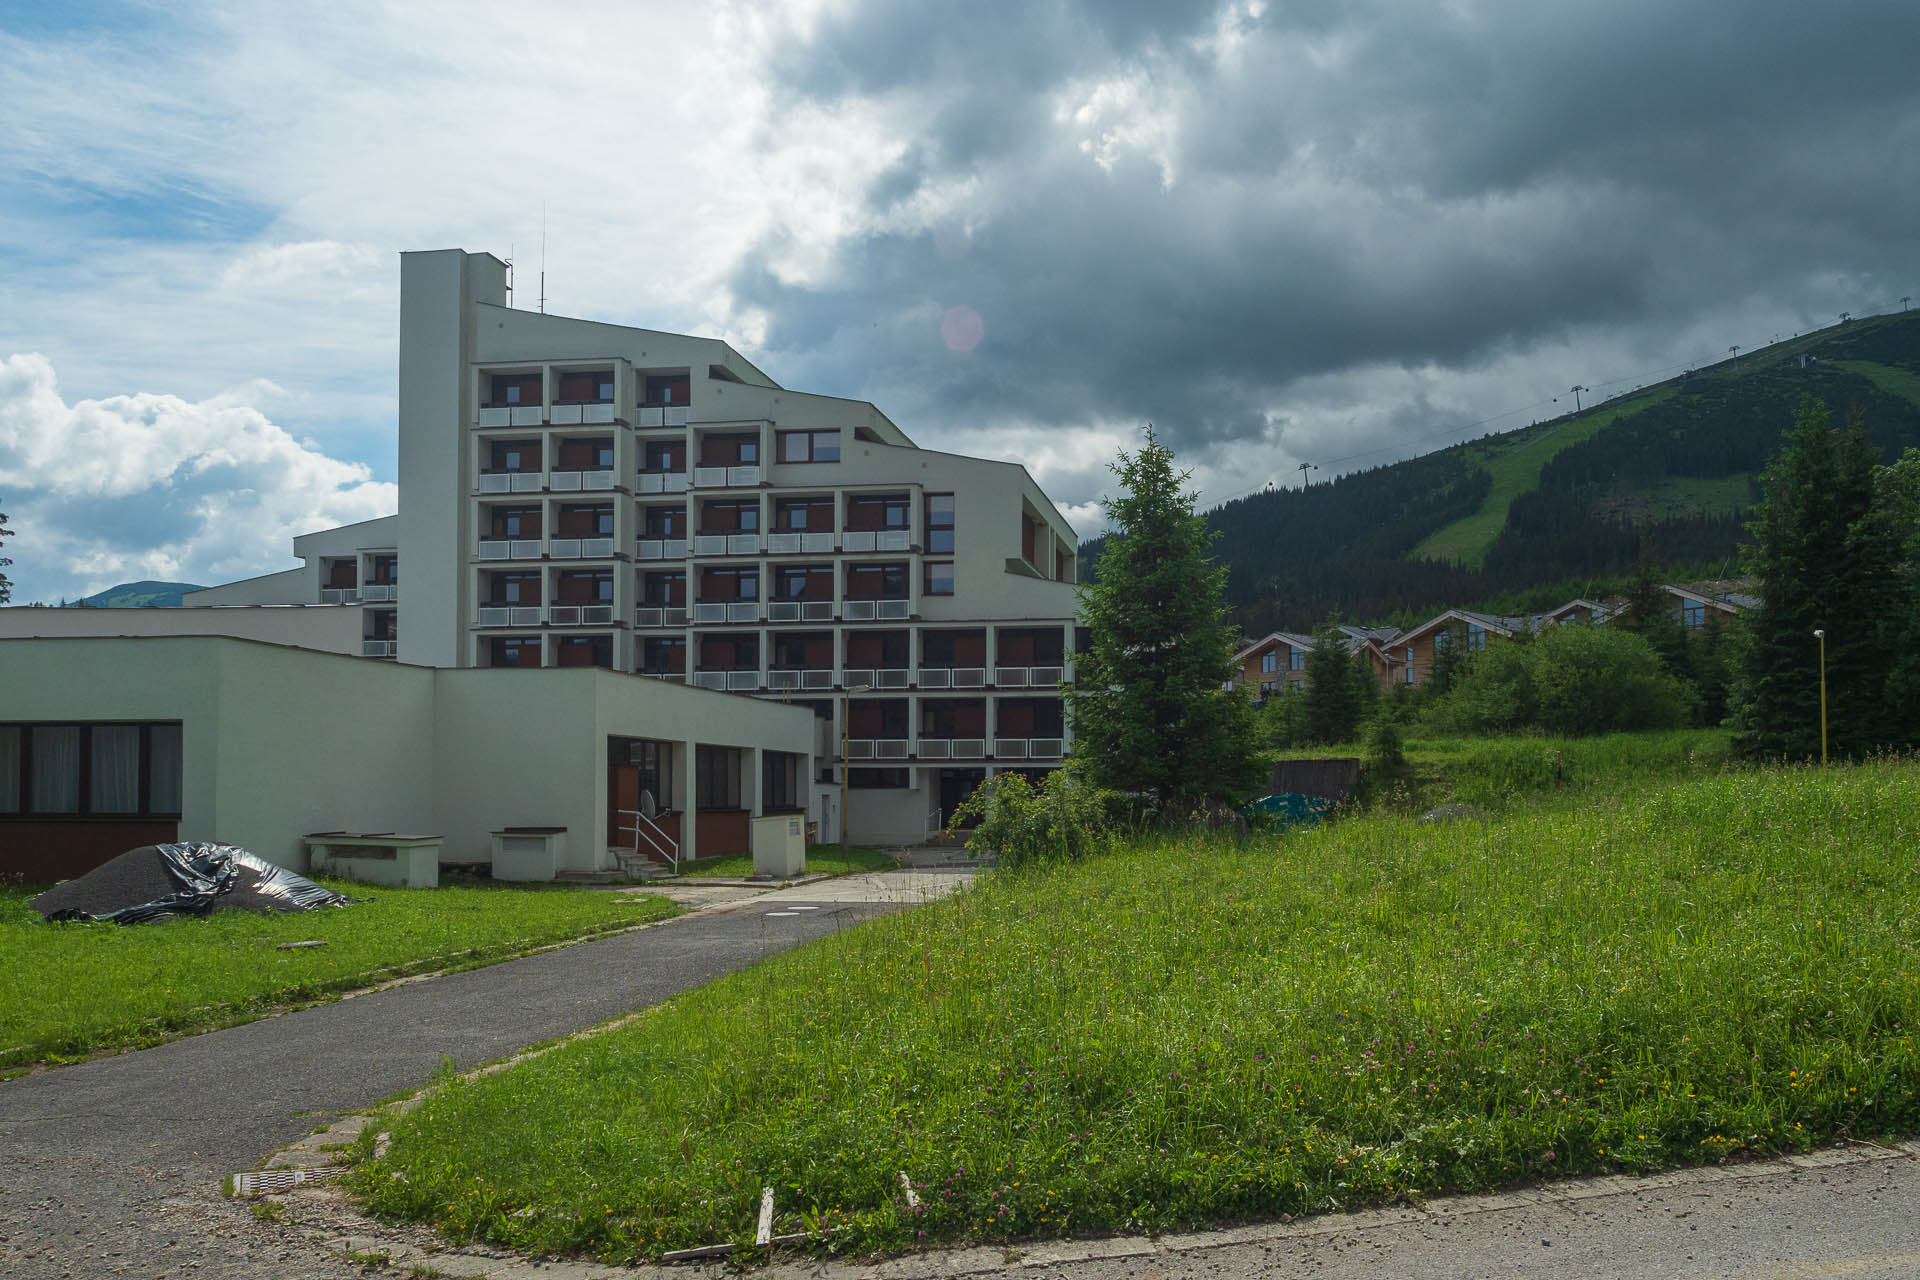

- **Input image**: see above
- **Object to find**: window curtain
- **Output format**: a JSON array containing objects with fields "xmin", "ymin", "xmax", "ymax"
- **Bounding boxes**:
[
  {"xmin": 148, "ymin": 724, "xmax": 183, "ymax": 814},
  {"xmin": 90, "ymin": 725, "xmax": 141, "ymax": 814},
  {"xmin": 0, "ymin": 726, "xmax": 19, "ymax": 813},
  {"xmin": 30, "ymin": 725, "xmax": 80, "ymax": 813}
]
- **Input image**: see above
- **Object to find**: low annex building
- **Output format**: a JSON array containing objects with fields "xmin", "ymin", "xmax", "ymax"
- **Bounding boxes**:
[{"xmin": 0, "ymin": 636, "xmax": 813, "ymax": 883}]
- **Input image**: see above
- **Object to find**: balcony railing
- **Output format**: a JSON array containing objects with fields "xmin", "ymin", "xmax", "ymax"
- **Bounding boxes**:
[
  {"xmin": 548, "ymin": 469, "xmax": 617, "ymax": 492},
  {"xmin": 476, "ymin": 539, "xmax": 543, "ymax": 560},
  {"xmin": 636, "ymin": 405, "xmax": 692, "ymax": 427},
  {"xmin": 1028, "ymin": 738, "xmax": 1065, "ymax": 758},
  {"xmin": 843, "ymin": 738, "xmax": 911, "ymax": 762},
  {"xmin": 766, "ymin": 599, "xmax": 835, "ymax": 622},
  {"xmin": 549, "ymin": 604, "xmax": 617, "ymax": 626},
  {"xmin": 918, "ymin": 737, "xmax": 985, "ymax": 760},
  {"xmin": 320, "ymin": 587, "xmax": 359, "ymax": 604},
  {"xmin": 548, "ymin": 402, "xmax": 618, "ymax": 426},
  {"xmin": 476, "ymin": 605, "xmax": 545, "ymax": 627},
  {"xmin": 692, "ymin": 669, "xmax": 762, "ymax": 692},
  {"xmin": 636, "ymin": 606, "xmax": 689, "ymax": 627},
  {"xmin": 361, "ymin": 639, "xmax": 397, "ymax": 658},
  {"xmin": 689, "ymin": 601, "xmax": 765, "ymax": 624},
  {"xmin": 692, "ymin": 532, "xmax": 765, "ymax": 555},
  {"xmin": 547, "ymin": 537, "xmax": 617, "ymax": 559},
  {"xmin": 478, "ymin": 405, "xmax": 544, "ymax": 428},
  {"xmin": 841, "ymin": 531, "xmax": 876, "ymax": 552},
  {"xmin": 640, "ymin": 670, "xmax": 687, "ymax": 683},
  {"xmin": 995, "ymin": 738, "xmax": 1029, "ymax": 759},
  {"xmin": 692, "ymin": 464, "xmax": 762, "ymax": 488},
  {"xmin": 996, "ymin": 665, "xmax": 1066, "ymax": 687},
  {"xmin": 918, "ymin": 667, "xmax": 986, "ymax": 689},
  {"xmin": 842, "ymin": 667, "xmax": 912, "ymax": 691},
  {"xmin": 768, "ymin": 669, "xmax": 836, "ymax": 691},
  {"xmin": 361, "ymin": 583, "xmax": 397, "ymax": 602},
  {"xmin": 877, "ymin": 530, "xmax": 911, "ymax": 551},
  {"xmin": 637, "ymin": 538, "xmax": 689, "ymax": 560},
  {"xmin": 478, "ymin": 470, "xmax": 545, "ymax": 494},
  {"xmin": 636, "ymin": 471, "xmax": 690, "ymax": 494},
  {"xmin": 769, "ymin": 531, "xmax": 838, "ymax": 554}
]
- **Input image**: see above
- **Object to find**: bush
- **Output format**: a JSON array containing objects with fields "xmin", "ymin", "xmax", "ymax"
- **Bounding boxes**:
[
  {"xmin": 1430, "ymin": 624, "xmax": 1694, "ymax": 737},
  {"xmin": 949, "ymin": 762, "xmax": 1125, "ymax": 870},
  {"xmin": 1364, "ymin": 716, "xmax": 1406, "ymax": 770}
]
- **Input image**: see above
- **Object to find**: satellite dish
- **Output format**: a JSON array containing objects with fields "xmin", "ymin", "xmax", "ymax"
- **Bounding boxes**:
[{"xmin": 640, "ymin": 790, "xmax": 658, "ymax": 820}]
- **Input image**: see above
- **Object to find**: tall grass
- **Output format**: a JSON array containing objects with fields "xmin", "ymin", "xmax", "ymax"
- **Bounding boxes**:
[
  {"xmin": 359, "ymin": 758, "xmax": 1920, "ymax": 1262},
  {"xmin": 0, "ymin": 881, "xmax": 677, "ymax": 1068}
]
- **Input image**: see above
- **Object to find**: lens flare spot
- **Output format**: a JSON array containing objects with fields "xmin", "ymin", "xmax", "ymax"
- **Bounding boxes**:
[{"xmin": 941, "ymin": 305, "xmax": 984, "ymax": 353}]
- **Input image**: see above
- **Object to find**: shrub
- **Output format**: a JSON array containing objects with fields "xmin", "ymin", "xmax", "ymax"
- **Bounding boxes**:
[
  {"xmin": 1430, "ymin": 623, "xmax": 1693, "ymax": 737},
  {"xmin": 1364, "ymin": 716, "xmax": 1406, "ymax": 771},
  {"xmin": 949, "ymin": 762, "xmax": 1124, "ymax": 870}
]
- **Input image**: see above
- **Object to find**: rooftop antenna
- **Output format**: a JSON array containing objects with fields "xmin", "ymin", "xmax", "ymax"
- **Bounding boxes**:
[
  {"xmin": 539, "ymin": 203, "xmax": 548, "ymax": 315},
  {"xmin": 505, "ymin": 244, "xmax": 515, "ymax": 308}
]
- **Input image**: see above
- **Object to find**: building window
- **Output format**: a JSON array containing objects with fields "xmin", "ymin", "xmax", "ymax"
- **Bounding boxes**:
[
  {"xmin": 926, "ymin": 494, "xmax": 955, "ymax": 552},
  {"xmin": 613, "ymin": 738, "xmax": 675, "ymax": 808},
  {"xmin": 1260, "ymin": 650, "xmax": 1278, "ymax": 673},
  {"xmin": 1260, "ymin": 680, "xmax": 1276, "ymax": 695},
  {"xmin": 696, "ymin": 746, "xmax": 744, "ymax": 809},
  {"xmin": 1467, "ymin": 624, "xmax": 1487, "ymax": 652},
  {"xmin": 846, "ymin": 494, "xmax": 911, "ymax": 531},
  {"xmin": 0, "ymin": 722, "xmax": 184, "ymax": 819},
  {"xmin": 1683, "ymin": 601, "xmax": 1706, "ymax": 630},
  {"xmin": 924, "ymin": 561, "xmax": 955, "ymax": 596},
  {"xmin": 777, "ymin": 430, "xmax": 841, "ymax": 463},
  {"xmin": 762, "ymin": 751, "xmax": 802, "ymax": 812},
  {"xmin": 488, "ymin": 372, "xmax": 540, "ymax": 407},
  {"xmin": 491, "ymin": 637, "xmax": 541, "ymax": 668},
  {"xmin": 1290, "ymin": 647, "xmax": 1305, "ymax": 671},
  {"xmin": 1404, "ymin": 646, "xmax": 1415, "ymax": 683},
  {"xmin": 849, "ymin": 767, "xmax": 910, "ymax": 789}
]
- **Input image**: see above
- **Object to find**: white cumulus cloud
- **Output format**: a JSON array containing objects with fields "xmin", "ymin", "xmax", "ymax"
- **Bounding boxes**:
[{"xmin": 0, "ymin": 353, "xmax": 395, "ymax": 601}]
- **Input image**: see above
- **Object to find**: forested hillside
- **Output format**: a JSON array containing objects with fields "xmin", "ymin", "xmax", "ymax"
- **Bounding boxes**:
[{"xmin": 1081, "ymin": 310, "xmax": 1920, "ymax": 632}]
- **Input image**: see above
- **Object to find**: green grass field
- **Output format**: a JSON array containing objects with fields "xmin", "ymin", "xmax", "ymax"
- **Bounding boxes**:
[
  {"xmin": 1834, "ymin": 360, "xmax": 1920, "ymax": 411},
  {"xmin": 1410, "ymin": 389, "xmax": 1672, "ymax": 567},
  {"xmin": 357, "ymin": 752, "xmax": 1919, "ymax": 1262},
  {"xmin": 675, "ymin": 845, "xmax": 898, "ymax": 879},
  {"xmin": 0, "ymin": 880, "xmax": 678, "ymax": 1070}
]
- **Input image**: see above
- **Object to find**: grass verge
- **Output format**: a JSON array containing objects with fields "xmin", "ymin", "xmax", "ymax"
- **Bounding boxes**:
[
  {"xmin": 0, "ymin": 880, "xmax": 679, "ymax": 1070},
  {"xmin": 357, "ymin": 754, "xmax": 1918, "ymax": 1261},
  {"xmin": 675, "ymin": 844, "xmax": 899, "ymax": 879}
]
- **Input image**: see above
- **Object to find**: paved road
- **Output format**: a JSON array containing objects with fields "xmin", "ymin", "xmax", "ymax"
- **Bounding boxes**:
[{"xmin": 0, "ymin": 869, "xmax": 961, "ymax": 1279}]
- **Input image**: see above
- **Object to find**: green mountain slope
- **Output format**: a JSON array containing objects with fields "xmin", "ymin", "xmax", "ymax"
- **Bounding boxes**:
[
  {"xmin": 1081, "ymin": 309, "xmax": 1920, "ymax": 632},
  {"xmin": 73, "ymin": 580, "xmax": 205, "ymax": 608}
]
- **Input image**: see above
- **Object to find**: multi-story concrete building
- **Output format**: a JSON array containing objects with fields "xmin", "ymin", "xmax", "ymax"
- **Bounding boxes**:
[
  {"xmin": 391, "ymin": 249, "xmax": 1081, "ymax": 843},
  {"xmin": 48, "ymin": 249, "xmax": 1079, "ymax": 853}
]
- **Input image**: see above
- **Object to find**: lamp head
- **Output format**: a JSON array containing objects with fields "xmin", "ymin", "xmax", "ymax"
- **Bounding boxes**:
[{"xmin": 1813, "ymin": 629, "xmax": 1825, "ymax": 639}]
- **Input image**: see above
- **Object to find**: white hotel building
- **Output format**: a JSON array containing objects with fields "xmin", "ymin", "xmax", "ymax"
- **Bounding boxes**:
[{"xmin": 2, "ymin": 250, "xmax": 1079, "ymax": 879}]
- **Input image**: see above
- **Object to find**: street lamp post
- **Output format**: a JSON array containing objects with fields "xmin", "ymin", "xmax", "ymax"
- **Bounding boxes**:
[
  {"xmin": 840, "ymin": 683, "xmax": 872, "ymax": 859},
  {"xmin": 1813, "ymin": 629, "xmax": 1828, "ymax": 766}
]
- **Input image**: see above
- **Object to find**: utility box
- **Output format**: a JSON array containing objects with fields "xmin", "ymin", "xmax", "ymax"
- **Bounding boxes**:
[
  {"xmin": 490, "ymin": 827, "xmax": 568, "ymax": 881},
  {"xmin": 751, "ymin": 814, "xmax": 806, "ymax": 879},
  {"xmin": 303, "ymin": 833, "xmax": 443, "ymax": 888}
]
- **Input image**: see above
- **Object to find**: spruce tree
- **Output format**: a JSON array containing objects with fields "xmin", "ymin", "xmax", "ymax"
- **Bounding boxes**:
[
  {"xmin": 1738, "ymin": 397, "xmax": 1898, "ymax": 759},
  {"xmin": 1304, "ymin": 619, "xmax": 1370, "ymax": 744},
  {"xmin": 1068, "ymin": 427, "xmax": 1262, "ymax": 811}
]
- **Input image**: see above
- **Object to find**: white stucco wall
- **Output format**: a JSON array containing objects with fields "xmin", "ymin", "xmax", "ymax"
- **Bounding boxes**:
[
  {"xmin": 3, "ymin": 635, "xmax": 820, "ymax": 879},
  {"xmin": 0, "ymin": 603, "xmax": 365, "ymax": 655},
  {"xmin": 181, "ymin": 568, "xmax": 313, "ymax": 607}
]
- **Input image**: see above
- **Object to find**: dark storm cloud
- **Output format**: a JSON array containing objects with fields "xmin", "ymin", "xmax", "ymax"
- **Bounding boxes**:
[{"xmin": 732, "ymin": 0, "xmax": 1920, "ymax": 470}]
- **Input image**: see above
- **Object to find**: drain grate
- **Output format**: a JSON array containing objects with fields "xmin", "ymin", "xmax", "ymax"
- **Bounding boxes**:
[{"xmin": 232, "ymin": 1166, "xmax": 346, "ymax": 1196}]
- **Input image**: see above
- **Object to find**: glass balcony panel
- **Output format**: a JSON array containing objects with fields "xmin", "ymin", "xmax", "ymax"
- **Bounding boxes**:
[
  {"xmin": 664, "ymin": 406, "xmax": 691, "ymax": 426},
  {"xmin": 767, "ymin": 533, "xmax": 801, "ymax": 554},
  {"xmin": 693, "ymin": 466, "xmax": 728, "ymax": 487},
  {"xmin": 581, "ymin": 404, "xmax": 616, "ymax": 424},
  {"xmin": 726, "ymin": 671, "xmax": 761, "ymax": 691},
  {"xmin": 549, "ymin": 538, "xmax": 582, "ymax": 558},
  {"xmin": 638, "ymin": 406, "xmax": 666, "ymax": 427},
  {"xmin": 801, "ymin": 601, "xmax": 834, "ymax": 622},
  {"xmin": 478, "ymin": 407, "xmax": 513, "ymax": 428},
  {"xmin": 726, "ymin": 533, "xmax": 760, "ymax": 555},
  {"xmin": 550, "ymin": 404, "xmax": 584, "ymax": 425},
  {"xmin": 691, "ymin": 603, "xmax": 727, "ymax": 623},
  {"xmin": 694, "ymin": 535, "xmax": 727, "ymax": 555},
  {"xmin": 842, "ymin": 531, "xmax": 876, "ymax": 552},
  {"xmin": 919, "ymin": 668, "xmax": 951, "ymax": 688},
  {"xmin": 876, "ymin": 600, "xmax": 911, "ymax": 620},
  {"xmin": 726, "ymin": 602, "xmax": 762, "ymax": 622},
  {"xmin": 877, "ymin": 530, "xmax": 910, "ymax": 551},
  {"xmin": 510, "ymin": 406, "xmax": 543, "ymax": 427},
  {"xmin": 726, "ymin": 465, "xmax": 760, "ymax": 486},
  {"xmin": 952, "ymin": 667, "xmax": 986, "ymax": 688},
  {"xmin": 801, "ymin": 532, "xmax": 836, "ymax": 553},
  {"xmin": 550, "ymin": 472, "xmax": 583, "ymax": 492},
  {"xmin": 801, "ymin": 670, "xmax": 835, "ymax": 690},
  {"xmin": 995, "ymin": 738, "xmax": 1029, "ymax": 758},
  {"xmin": 996, "ymin": 667, "xmax": 1030, "ymax": 687},
  {"xmin": 508, "ymin": 540, "xmax": 543, "ymax": 559},
  {"xmin": 843, "ymin": 600, "xmax": 875, "ymax": 621},
  {"xmin": 919, "ymin": 739, "xmax": 952, "ymax": 759},
  {"xmin": 952, "ymin": 739, "xmax": 985, "ymax": 760}
]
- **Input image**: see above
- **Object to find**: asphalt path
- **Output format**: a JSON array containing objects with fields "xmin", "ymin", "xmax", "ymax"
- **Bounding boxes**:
[{"xmin": 0, "ymin": 874, "xmax": 931, "ymax": 1279}]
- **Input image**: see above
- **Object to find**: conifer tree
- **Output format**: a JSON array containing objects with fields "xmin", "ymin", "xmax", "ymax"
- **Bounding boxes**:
[
  {"xmin": 1068, "ymin": 427, "xmax": 1262, "ymax": 811},
  {"xmin": 1738, "ymin": 397, "xmax": 1898, "ymax": 758}
]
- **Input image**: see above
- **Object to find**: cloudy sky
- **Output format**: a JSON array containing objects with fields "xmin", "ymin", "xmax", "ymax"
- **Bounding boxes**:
[{"xmin": 2, "ymin": 0, "xmax": 1916, "ymax": 602}]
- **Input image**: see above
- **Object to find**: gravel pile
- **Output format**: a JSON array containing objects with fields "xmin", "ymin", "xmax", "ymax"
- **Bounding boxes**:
[
  {"xmin": 31, "ymin": 843, "xmax": 354, "ymax": 923},
  {"xmin": 29, "ymin": 845, "xmax": 179, "ymax": 919}
]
